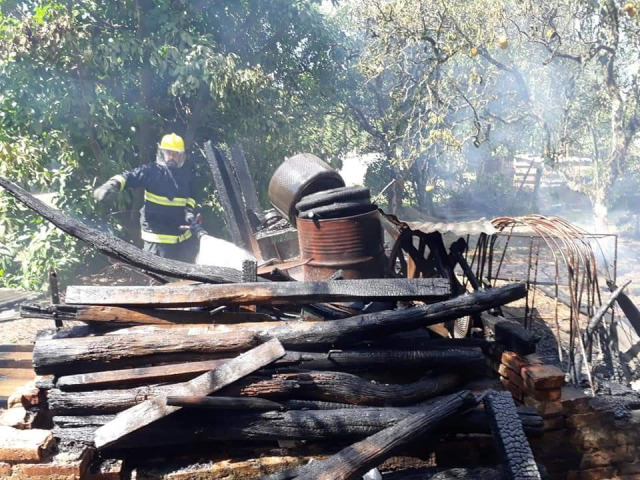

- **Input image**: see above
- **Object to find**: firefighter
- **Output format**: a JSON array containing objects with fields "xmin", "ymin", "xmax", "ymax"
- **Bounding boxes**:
[{"xmin": 93, "ymin": 133, "xmax": 199, "ymax": 263}]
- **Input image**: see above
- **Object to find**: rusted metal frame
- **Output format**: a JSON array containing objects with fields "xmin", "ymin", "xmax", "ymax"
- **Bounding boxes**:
[
  {"xmin": 527, "ymin": 238, "xmax": 542, "ymax": 331},
  {"xmin": 490, "ymin": 224, "xmax": 516, "ymax": 288},
  {"xmin": 524, "ymin": 235, "xmax": 535, "ymax": 328}
]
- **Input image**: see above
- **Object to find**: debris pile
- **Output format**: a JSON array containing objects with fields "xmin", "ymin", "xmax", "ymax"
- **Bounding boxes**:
[{"xmin": 17, "ymin": 278, "xmax": 547, "ymax": 479}]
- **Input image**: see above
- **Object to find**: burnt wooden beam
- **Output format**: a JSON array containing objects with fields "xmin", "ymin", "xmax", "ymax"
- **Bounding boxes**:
[
  {"xmin": 230, "ymin": 144, "xmax": 262, "ymax": 219},
  {"xmin": 0, "ymin": 176, "xmax": 242, "ymax": 284},
  {"xmin": 56, "ymin": 359, "xmax": 228, "ymax": 391},
  {"xmin": 166, "ymin": 396, "xmax": 283, "ymax": 411},
  {"xmin": 274, "ymin": 348, "xmax": 485, "ymax": 372},
  {"xmin": 585, "ymin": 280, "xmax": 632, "ymax": 340},
  {"xmin": 21, "ymin": 303, "xmax": 273, "ymax": 325},
  {"xmin": 55, "ymin": 348, "xmax": 483, "ymax": 391},
  {"xmin": 267, "ymin": 283, "xmax": 526, "ymax": 349},
  {"xmin": 607, "ymin": 280, "xmax": 640, "ymax": 338},
  {"xmin": 203, "ymin": 141, "xmax": 254, "ymax": 252},
  {"xmin": 278, "ymin": 391, "xmax": 476, "ymax": 480},
  {"xmin": 480, "ymin": 312, "xmax": 538, "ymax": 355},
  {"xmin": 37, "ymin": 284, "xmax": 525, "ymax": 375},
  {"xmin": 52, "ymin": 402, "xmax": 541, "ymax": 446},
  {"xmin": 94, "ymin": 338, "xmax": 286, "ymax": 449},
  {"xmin": 229, "ymin": 371, "xmax": 463, "ymax": 406},
  {"xmin": 64, "ymin": 278, "xmax": 452, "ymax": 307},
  {"xmin": 484, "ymin": 390, "xmax": 541, "ymax": 480},
  {"xmin": 33, "ymin": 329, "xmax": 258, "ymax": 375}
]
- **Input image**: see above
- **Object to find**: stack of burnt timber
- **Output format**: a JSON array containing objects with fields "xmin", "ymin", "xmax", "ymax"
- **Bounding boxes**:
[{"xmin": 16, "ymin": 278, "xmax": 547, "ymax": 479}]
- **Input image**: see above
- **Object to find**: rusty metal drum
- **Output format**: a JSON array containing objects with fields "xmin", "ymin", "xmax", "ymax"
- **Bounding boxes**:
[
  {"xmin": 268, "ymin": 153, "xmax": 345, "ymax": 226},
  {"xmin": 297, "ymin": 208, "xmax": 386, "ymax": 281}
]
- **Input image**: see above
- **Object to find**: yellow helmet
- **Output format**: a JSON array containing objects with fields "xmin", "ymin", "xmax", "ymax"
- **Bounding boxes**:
[{"xmin": 160, "ymin": 133, "xmax": 185, "ymax": 153}]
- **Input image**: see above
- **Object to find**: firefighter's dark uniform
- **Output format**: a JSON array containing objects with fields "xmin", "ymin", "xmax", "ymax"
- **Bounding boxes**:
[{"xmin": 110, "ymin": 163, "xmax": 199, "ymax": 263}]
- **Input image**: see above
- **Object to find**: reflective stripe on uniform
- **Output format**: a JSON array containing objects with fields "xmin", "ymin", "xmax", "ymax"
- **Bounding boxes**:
[
  {"xmin": 144, "ymin": 190, "xmax": 189, "ymax": 207},
  {"xmin": 112, "ymin": 174, "xmax": 126, "ymax": 191},
  {"xmin": 186, "ymin": 197, "xmax": 196, "ymax": 208},
  {"xmin": 141, "ymin": 228, "xmax": 192, "ymax": 244}
]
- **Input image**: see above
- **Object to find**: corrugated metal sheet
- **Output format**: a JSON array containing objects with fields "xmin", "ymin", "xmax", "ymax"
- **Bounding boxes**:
[
  {"xmin": 406, "ymin": 218, "xmax": 498, "ymax": 236},
  {"xmin": 379, "ymin": 211, "xmax": 497, "ymax": 237}
]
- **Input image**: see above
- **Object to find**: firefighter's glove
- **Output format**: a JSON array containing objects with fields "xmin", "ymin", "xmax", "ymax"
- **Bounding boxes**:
[
  {"xmin": 185, "ymin": 208, "xmax": 196, "ymax": 226},
  {"xmin": 93, "ymin": 179, "xmax": 120, "ymax": 202}
]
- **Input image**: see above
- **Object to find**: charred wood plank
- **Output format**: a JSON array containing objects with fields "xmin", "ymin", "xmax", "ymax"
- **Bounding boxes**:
[
  {"xmin": 52, "ymin": 402, "xmax": 541, "ymax": 446},
  {"xmin": 230, "ymin": 144, "xmax": 263, "ymax": 220},
  {"xmin": 231, "ymin": 371, "xmax": 463, "ymax": 406},
  {"xmin": 203, "ymin": 142, "xmax": 254, "ymax": 252},
  {"xmin": 33, "ymin": 330, "xmax": 257, "ymax": 375},
  {"xmin": 48, "ymin": 385, "xmax": 175, "ymax": 415},
  {"xmin": 94, "ymin": 338, "xmax": 286, "ymax": 449},
  {"xmin": 21, "ymin": 303, "xmax": 273, "ymax": 325},
  {"xmin": 267, "ymin": 283, "xmax": 526, "ymax": 349},
  {"xmin": 49, "ymin": 371, "xmax": 458, "ymax": 415},
  {"xmin": 56, "ymin": 348, "xmax": 482, "ymax": 392},
  {"xmin": 38, "ymin": 284, "xmax": 526, "ymax": 376},
  {"xmin": 274, "ymin": 348, "xmax": 484, "ymax": 372},
  {"xmin": 166, "ymin": 396, "xmax": 283, "ymax": 411},
  {"xmin": 484, "ymin": 390, "xmax": 541, "ymax": 480},
  {"xmin": 0, "ymin": 176, "xmax": 242, "ymax": 283},
  {"xmin": 275, "ymin": 391, "xmax": 476, "ymax": 480},
  {"xmin": 480, "ymin": 312, "xmax": 538, "ymax": 355},
  {"xmin": 64, "ymin": 278, "xmax": 452, "ymax": 307},
  {"xmin": 56, "ymin": 359, "xmax": 228, "ymax": 391}
]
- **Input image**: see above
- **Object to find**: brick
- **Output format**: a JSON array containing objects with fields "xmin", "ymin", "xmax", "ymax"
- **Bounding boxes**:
[
  {"xmin": 500, "ymin": 351, "xmax": 528, "ymax": 373},
  {"xmin": 579, "ymin": 445, "xmax": 635, "ymax": 469},
  {"xmin": 499, "ymin": 376, "xmax": 524, "ymax": 402},
  {"xmin": 620, "ymin": 463, "xmax": 640, "ymax": 475},
  {"xmin": 524, "ymin": 353, "xmax": 545, "ymax": 365},
  {"xmin": 85, "ymin": 459, "xmax": 124, "ymax": 480},
  {"xmin": 522, "ymin": 364, "xmax": 566, "ymax": 390},
  {"xmin": 0, "ymin": 427, "xmax": 53, "ymax": 463},
  {"xmin": 499, "ymin": 365, "xmax": 525, "ymax": 390},
  {"xmin": 566, "ymin": 412, "xmax": 606, "ymax": 430},
  {"xmin": 543, "ymin": 415, "xmax": 565, "ymax": 431},
  {"xmin": 0, "ymin": 462, "xmax": 12, "ymax": 477},
  {"xmin": 566, "ymin": 467, "xmax": 616, "ymax": 480},
  {"xmin": 527, "ymin": 386, "xmax": 562, "ymax": 402},
  {"xmin": 11, "ymin": 446, "xmax": 93, "ymax": 480},
  {"xmin": 561, "ymin": 386, "xmax": 591, "ymax": 414},
  {"xmin": 523, "ymin": 396, "xmax": 565, "ymax": 417},
  {"xmin": 133, "ymin": 455, "xmax": 318, "ymax": 480}
]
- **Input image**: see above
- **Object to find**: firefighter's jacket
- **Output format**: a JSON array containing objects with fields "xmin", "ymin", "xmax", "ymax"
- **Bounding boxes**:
[{"xmin": 110, "ymin": 163, "xmax": 196, "ymax": 244}]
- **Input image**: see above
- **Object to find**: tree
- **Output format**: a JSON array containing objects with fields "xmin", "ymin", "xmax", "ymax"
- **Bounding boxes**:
[
  {"xmin": 0, "ymin": 0, "xmax": 354, "ymax": 289},
  {"xmin": 345, "ymin": 0, "xmax": 640, "ymax": 224}
]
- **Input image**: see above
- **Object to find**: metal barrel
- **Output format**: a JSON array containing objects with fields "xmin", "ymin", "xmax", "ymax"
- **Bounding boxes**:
[
  {"xmin": 268, "ymin": 153, "xmax": 345, "ymax": 226},
  {"xmin": 297, "ymin": 209, "xmax": 386, "ymax": 281}
]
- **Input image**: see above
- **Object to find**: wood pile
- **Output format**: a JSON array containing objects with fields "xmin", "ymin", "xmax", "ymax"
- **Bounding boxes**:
[{"xmin": 3, "ymin": 278, "xmax": 551, "ymax": 479}]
